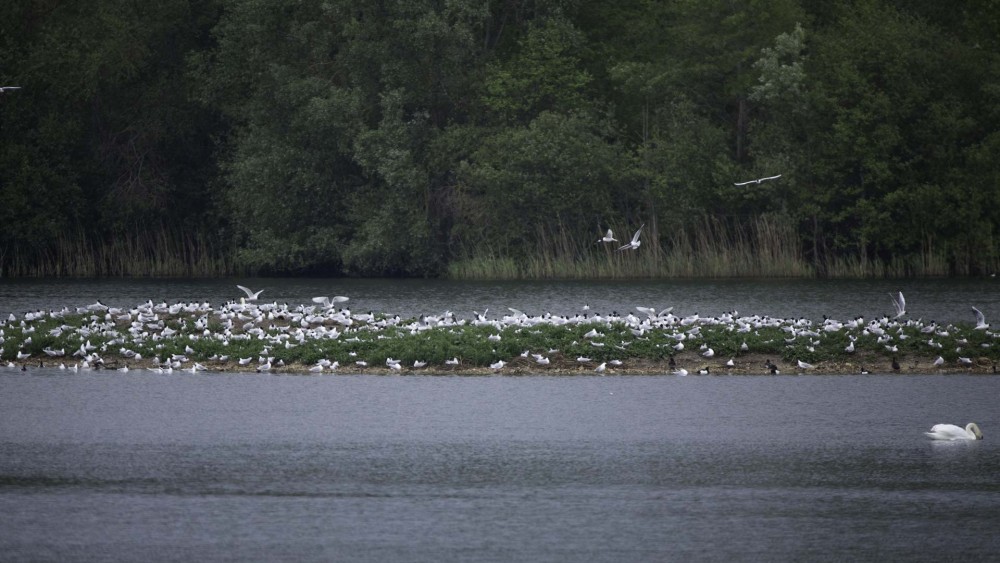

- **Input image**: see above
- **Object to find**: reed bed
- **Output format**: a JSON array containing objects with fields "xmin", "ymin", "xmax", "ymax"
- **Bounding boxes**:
[
  {"xmin": 448, "ymin": 215, "xmax": 998, "ymax": 280},
  {"xmin": 0, "ymin": 227, "xmax": 241, "ymax": 278},
  {"xmin": 449, "ymin": 215, "xmax": 815, "ymax": 279}
]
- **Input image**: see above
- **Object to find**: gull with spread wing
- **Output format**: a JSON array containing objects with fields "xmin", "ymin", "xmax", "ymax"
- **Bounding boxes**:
[
  {"xmin": 617, "ymin": 224, "xmax": 644, "ymax": 251},
  {"xmin": 734, "ymin": 174, "xmax": 781, "ymax": 186}
]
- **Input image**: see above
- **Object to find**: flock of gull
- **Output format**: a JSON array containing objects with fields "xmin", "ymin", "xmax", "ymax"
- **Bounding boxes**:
[
  {"xmin": 0, "ymin": 286, "xmax": 995, "ymax": 377},
  {"xmin": 0, "ymin": 285, "xmax": 989, "ymax": 440}
]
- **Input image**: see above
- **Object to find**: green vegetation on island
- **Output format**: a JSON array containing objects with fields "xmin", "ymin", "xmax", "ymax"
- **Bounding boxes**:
[{"xmin": 2, "ymin": 299, "xmax": 997, "ymax": 375}]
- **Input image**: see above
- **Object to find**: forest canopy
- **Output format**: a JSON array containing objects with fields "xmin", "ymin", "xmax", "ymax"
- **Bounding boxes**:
[{"xmin": 1, "ymin": 0, "xmax": 998, "ymax": 277}]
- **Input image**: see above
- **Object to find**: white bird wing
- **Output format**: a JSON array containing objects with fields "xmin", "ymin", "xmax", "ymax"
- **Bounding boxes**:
[
  {"xmin": 631, "ymin": 224, "xmax": 645, "ymax": 243},
  {"xmin": 237, "ymin": 285, "xmax": 256, "ymax": 299},
  {"xmin": 605, "ymin": 229, "xmax": 615, "ymax": 239},
  {"xmin": 973, "ymin": 306, "xmax": 986, "ymax": 325},
  {"xmin": 889, "ymin": 292, "xmax": 905, "ymax": 317},
  {"xmin": 761, "ymin": 174, "xmax": 782, "ymax": 181},
  {"xmin": 733, "ymin": 180, "xmax": 754, "ymax": 186}
]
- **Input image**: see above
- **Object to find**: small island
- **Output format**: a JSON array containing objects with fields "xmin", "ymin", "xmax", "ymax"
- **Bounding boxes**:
[{"xmin": 3, "ymin": 298, "xmax": 997, "ymax": 376}]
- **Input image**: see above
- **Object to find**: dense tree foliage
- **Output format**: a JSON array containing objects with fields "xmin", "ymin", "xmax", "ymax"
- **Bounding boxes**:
[{"xmin": 1, "ymin": 0, "xmax": 998, "ymax": 276}]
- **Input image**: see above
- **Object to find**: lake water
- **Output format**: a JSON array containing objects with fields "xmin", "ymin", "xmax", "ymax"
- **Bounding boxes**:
[
  {"xmin": 1, "ymin": 277, "xmax": 998, "ymax": 325},
  {"xmin": 1, "ymin": 371, "xmax": 999, "ymax": 562},
  {"xmin": 2, "ymin": 279, "xmax": 999, "ymax": 560}
]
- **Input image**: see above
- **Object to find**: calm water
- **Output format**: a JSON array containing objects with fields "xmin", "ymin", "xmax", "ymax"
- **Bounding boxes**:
[
  {"xmin": 1, "ymin": 371, "xmax": 999, "ymax": 562},
  {"xmin": 1, "ymin": 277, "xmax": 998, "ymax": 324}
]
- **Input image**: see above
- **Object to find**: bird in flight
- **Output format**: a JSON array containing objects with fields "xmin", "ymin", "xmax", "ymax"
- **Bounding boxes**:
[
  {"xmin": 889, "ymin": 291, "xmax": 905, "ymax": 318},
  {"xmin": 237, "ymin": 285, "xmax": 264, "ymax": 301},
  {"xmin": 597, "ymin": 229, "xmax": 617, "ymax": 244},
  {"xmin": 0, "ymin": 86, "xmax": 21, "ymax": 94},
  {"xmin": 617, "ymin": 224, "xmax": 644, "ymax": 251},
  {"xmin": 734, "ymin": 174, "xmax": 782, "ymax": 186},
  {"xmin": 972, "ymin": 306, "xmax": 989, "ymax": 330}
]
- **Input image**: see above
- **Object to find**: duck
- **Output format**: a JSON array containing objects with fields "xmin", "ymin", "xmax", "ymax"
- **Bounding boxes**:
[{"xmin": 925, "ymin": 423, "xmax": 983, "ymax": 441}]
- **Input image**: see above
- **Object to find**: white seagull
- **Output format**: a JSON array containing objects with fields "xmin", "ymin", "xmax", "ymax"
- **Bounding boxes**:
[
  {"xmin": 598, "ymin": 229, "xmax": 617, "ymax": 243},
  {"xmin": 312, "ymin": 296, "xmax": 349, "ymax": 308},
  {"xmin": 972, "ymin": 306, "xmax": 989, "ymax": 330},
  {"xmin": 617, "ymin": 224, "xmax": 645, "ymax": 251},
  {"xmin": 925, "ymin": 423, "xmax": 983, "ymax": 441},
  {"xmin": 890, "ymin": 291, "xmax": 906, "ymax": 318},
  {"xmin": 734, "ymin": 174, "xmax": 782, "ymax": 186},
  {"xmin": 237, "ymin": 285, "xmax": 264, "ymax": 301}
]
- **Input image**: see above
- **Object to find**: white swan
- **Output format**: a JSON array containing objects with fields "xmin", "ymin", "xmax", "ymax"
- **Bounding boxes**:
[{"xmin": 925, "ymin": 422, "xmax": 983, "ymax": 440}]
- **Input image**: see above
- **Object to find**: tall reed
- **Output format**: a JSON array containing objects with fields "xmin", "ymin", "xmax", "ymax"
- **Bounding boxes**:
[
  {"xmin": 448, "ymin": 215, "xmax": 814, "ymax": 279},
  {"xmin": 447, "ymin": 214, "xmax": 992, "ymax": 280},
  {"xmin": 0, "ymin": 225, "xmax": 242, "ymax": 278}
]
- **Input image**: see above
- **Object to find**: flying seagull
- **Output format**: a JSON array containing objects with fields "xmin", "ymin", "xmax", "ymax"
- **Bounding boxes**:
[
  {"xmin": 734, "ymin": 174, "xmax": 782, "ymax": 186},
  {"xmin": 597, "ymin": 228, "xmax": 617, "ymax": 243},
  {"xmin": 312, "ymin": 295, "xmax": 349, "ymax": 308},
  {"xmin": 972, "ymin": 306, "xmax": 989, "ymax": 330},
  {"xmin": 890, "ymin": 291, "xmax": 905, "ymax": 319},
  {"xmin": 0, "ymin": 86, "xmax": 21, "ymax": 94},
  {"xmin": 237, "ymin": 285, "xmax": 264, "ymax": 301},
  {"xmin": 617, "ymin": 224, "xmax": 645, "ymax": 251}
]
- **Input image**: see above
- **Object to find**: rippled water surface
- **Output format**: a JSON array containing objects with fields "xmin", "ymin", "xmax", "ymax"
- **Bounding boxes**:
[
  {"xmin": 2, "ymin": 372, "xmax": 999, "ymax": 561},
  {"xmin": 1, "ymin": 277, "xmax": 998, "ymax": 324}
]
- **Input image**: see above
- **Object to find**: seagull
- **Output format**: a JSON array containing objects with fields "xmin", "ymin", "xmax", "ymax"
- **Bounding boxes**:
[
  {"xmin": 617, "ymin": 224, "xmax": 644, "ymax": 251},
  {"xmin": 734, "ymin": 174, "xmax": 781, "ymax": 186},
  {"xmin": 797, "ymin": 359, "xmax": 814, "ymax": 370},
  {"xmin": 237, "ymin": 285, "xmax": 264, "ymax": 301},
  {"xmin": 597, "ymin": 229, "xmax": 617, "ymax": 243},
  {"xmin": 595, "ymin": 362, "xmax": 606, "ymax": 373},
  {"xmin": 925, "ymin": 422, "xmax": 983, "ymax": 440},
  {"xmin": 972, "ymin": 306, "xmax": 989, "ymax": 330},
  {"xmin": 890, "ymin": 291, "xmax": 905, "ymax": 318},
  {"xmin": 312, "ymin": 296, "xmax": 349, "ymax": 308},
  {"xmin": 0, "ymin": 86, "xmax": 21, "ymax": 93}
]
